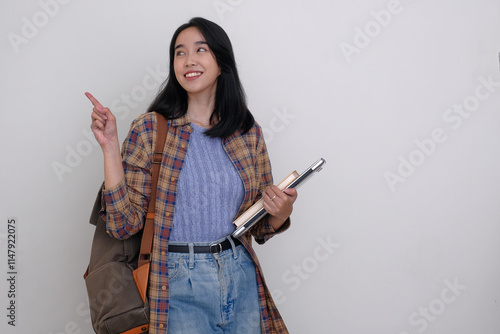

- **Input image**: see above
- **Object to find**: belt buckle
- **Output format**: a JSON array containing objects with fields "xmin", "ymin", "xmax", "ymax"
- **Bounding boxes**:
[{"xmin": 209, "ymin": 243, "xmax": 222, "ymax": 254}]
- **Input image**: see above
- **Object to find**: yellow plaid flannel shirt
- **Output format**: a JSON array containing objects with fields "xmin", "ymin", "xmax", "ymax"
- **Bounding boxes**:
[{"xmin": 102, "ymin": 112, "xmax": 290, "ymax": 333}]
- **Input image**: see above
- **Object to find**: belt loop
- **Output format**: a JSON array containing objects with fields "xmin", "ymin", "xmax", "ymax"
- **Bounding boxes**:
[
  {"xmin": 227, "ymin": 236, "xmax": 238, "ymax": 259},
  {"xmin": 188, "ymin": 243, "xmax": 194, "ymax": 269}
]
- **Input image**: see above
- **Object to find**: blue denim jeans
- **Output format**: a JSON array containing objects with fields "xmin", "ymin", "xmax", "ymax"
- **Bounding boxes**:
[{"xmin": 167, "ymin": 236, "xmax": 261, "ymax": 334}]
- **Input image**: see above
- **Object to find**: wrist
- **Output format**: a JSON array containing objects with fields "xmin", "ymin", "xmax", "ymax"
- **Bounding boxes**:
[
  {"xmin": 101, "ymin": 140, "xmax": 121, "ymax": 156},
  {"xmin": 269, "ymin": 215, "xmax": 287, "ymax": 231}
]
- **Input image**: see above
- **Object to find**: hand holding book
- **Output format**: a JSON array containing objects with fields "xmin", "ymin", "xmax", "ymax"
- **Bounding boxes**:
[
  {"xmin": 233, "ymin": 171, "xmax": 300, "ymax": 229},
  {"xmin": 262, "ymin": 180, "xmax": 298, "ymax": 230},
  {"xmin": 232, "ymin": 158, "xmax": 326, "ymax": 238}
]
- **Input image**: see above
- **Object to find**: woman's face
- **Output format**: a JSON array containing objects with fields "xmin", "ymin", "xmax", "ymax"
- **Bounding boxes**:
[{"xmin": 173, "ymin": 27, "xmax": 221, "ymax": 98}]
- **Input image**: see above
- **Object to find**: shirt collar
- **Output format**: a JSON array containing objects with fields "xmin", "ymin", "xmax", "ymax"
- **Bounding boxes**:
[{"xmin": 169, "ymin": 114, "xmax": 191, "ymax": 127}]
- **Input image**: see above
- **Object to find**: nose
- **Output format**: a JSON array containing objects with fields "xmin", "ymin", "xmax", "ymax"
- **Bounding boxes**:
[{"xmin": 185, "ymin": 54, "xmax": 197, "ymax": 68}]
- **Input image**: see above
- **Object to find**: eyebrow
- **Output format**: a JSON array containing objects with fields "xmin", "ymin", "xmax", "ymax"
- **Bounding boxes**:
[{"xmin": 174, "ymin": 41, "xmax": 208, "ymax": 50}]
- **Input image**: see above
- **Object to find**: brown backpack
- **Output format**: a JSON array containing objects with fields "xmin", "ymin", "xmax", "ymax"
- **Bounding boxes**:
[{"xmin": 84, "ymin": 113, "xmax": 167, "ymax": 334}]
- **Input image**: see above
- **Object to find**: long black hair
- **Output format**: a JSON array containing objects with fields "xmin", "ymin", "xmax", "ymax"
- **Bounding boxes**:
[{"xmin": 147, "ymin": 17, "xmax": 255, "ymax": 139}]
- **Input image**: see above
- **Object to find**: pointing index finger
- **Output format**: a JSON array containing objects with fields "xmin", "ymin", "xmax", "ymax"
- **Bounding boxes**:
[{"xmin": 85, "ymin": 92, "xmax": 104, "ymax": 110}]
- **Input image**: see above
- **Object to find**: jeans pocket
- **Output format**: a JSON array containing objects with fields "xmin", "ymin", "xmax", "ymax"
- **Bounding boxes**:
[
  {"xmin": 238, "ymin": 245, "xmax": 252, "ymax": 259},
  {"xmin": 238, "ymin": 246, "xmax": 256, "ymax": 269},
  {"xmin": 167, "ymin": 257, "xmax": 185, "ymax": 283}
]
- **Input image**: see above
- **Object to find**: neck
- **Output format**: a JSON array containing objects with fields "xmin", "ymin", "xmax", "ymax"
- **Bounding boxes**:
[{"xmin": 186, "ymin": 91, "xmax": 216, "ymax": 128}]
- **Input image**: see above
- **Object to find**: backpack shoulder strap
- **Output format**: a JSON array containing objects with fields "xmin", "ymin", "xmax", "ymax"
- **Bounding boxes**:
[{"xmin": 139, "ymin": 112, "xmax": 168, "ymax": 266}]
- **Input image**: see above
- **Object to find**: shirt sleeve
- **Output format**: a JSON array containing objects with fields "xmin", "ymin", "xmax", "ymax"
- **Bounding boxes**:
[
  {"xmin": 249, "ymin": 125, "xmax": 291, "ymax": 244},
  {"xmin": 99, "ymin": 115, "xmax": 154, "ymax": 240}
]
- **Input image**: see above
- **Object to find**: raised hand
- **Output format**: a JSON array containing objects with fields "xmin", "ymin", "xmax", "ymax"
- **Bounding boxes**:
[
  {"xmin": 85, "ymin": 92, "xmax": 119, "ymax": 150},
  {"xmin": 85, "ymin": 92, "xmax": 124, "ymax": 188}
]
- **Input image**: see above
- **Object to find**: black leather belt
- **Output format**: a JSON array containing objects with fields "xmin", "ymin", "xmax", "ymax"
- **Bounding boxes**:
[{"xmin": 168, "ymin": 238, "xmax": 242, "ymax": 254}]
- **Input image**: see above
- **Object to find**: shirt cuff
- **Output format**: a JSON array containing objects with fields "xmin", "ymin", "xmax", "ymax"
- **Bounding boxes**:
[
  {"xmin": 253, "ymin": 217, "xmax": 291, "ymax": 245},
  {"xmin": 101, "ymin": 179, "xmax": 128, "ymax": 212}
]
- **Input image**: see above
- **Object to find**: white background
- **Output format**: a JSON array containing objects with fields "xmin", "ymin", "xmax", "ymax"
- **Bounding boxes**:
[{"xmin": 1, "ymin": 0, "xmax": 500, "ymax": 333}]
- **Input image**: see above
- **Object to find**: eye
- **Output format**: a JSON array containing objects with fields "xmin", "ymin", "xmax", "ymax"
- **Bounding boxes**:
[
  {"xmin": 175, "ymin": 50, "xmax": 185, "ymax": 56},
  {"xmin": 198, "ymin": 47, "xmax": 207, "ymax": 52}
]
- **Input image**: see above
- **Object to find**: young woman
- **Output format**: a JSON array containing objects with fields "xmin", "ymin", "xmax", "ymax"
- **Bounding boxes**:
[{"xmin": 86, "ymin": 17, "xmax": 297, "ymax": 334}]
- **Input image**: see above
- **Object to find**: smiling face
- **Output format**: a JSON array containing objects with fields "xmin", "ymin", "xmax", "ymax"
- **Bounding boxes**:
[{"xmin": 173, "ymin": 27, "xmax": 221, "ymax": 99}]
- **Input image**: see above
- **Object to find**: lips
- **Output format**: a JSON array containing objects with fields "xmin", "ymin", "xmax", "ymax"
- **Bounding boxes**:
[{"xmin": 185, "ymin": 71, "xmax": 202, "ymax": 79}]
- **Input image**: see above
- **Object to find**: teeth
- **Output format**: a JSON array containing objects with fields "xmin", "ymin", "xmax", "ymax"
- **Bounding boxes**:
[{"xmin": 186, "ymin": 72, "xmax": 201, "ymax": 78}]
